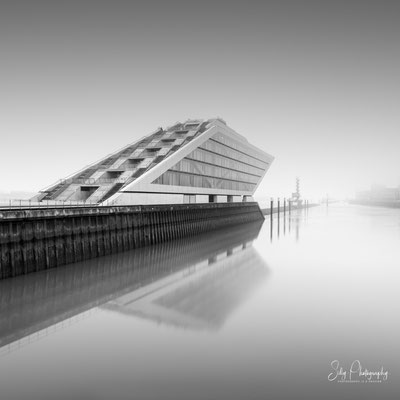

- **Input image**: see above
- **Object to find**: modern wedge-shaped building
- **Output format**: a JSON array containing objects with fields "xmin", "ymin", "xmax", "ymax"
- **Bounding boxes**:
[{"xmin": 35, "ymin": 118, "xmax": 274, "ymax": 205}]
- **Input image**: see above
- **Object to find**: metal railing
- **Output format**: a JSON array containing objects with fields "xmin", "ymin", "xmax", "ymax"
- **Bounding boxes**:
[
  {"xmin": 44, "ymin": 176, "xmax": 132, "ymax": 186},
  {"xmin": 0, "ymin": 198, "xmax": 115, "ymax": 210},
  {"xmin": 38, "ymin": 135, "xmax": 148, "ymax": 193}
]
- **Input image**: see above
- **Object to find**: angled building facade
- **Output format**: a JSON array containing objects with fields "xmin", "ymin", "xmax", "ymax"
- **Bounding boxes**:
[{"xmin": 35, "ymin": 118, "xmax": 274, "ymax": 205}]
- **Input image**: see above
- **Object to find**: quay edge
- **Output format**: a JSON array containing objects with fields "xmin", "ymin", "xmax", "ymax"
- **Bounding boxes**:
[{"xmin": 0, "ymin": 202, "xmax": 264, "ymax": 280}]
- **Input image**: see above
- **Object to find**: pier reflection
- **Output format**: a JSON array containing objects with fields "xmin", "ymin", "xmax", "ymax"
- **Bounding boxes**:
[
  {"xmin": 0, "ymin": 221, "xmax": 268, "ymax": 351},
  {"xmin": 269, "ymin": 208, "xmax": 306, "ymax": 243}
]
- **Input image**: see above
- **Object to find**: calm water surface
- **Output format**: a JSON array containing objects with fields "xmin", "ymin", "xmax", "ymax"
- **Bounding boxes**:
[{"xmin": 0, "ymin": 204, "xmax": 399, "ymax": 400}]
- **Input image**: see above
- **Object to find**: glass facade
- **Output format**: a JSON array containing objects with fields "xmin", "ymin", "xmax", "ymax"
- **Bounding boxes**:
[
  {"xmin": 187, "ymin": 149, "xmax": 264, "ymax": 176},
  {"xmin": 202, "ymin": 139, "xmax": 267, "ymax": 170},
  {"xmin": 152, "ymin": 135, "xmax": 269, "ymax": 192}
]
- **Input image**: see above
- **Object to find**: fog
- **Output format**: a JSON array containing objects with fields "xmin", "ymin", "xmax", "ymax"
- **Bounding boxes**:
[{"xmin": 1, "ymin": 1, "xmax": 399, "ymax": 199}]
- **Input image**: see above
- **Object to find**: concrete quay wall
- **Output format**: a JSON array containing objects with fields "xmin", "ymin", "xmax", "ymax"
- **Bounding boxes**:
[{"xmin": 0, "ymin": 203, "xmax": 264, "ymax": 280}]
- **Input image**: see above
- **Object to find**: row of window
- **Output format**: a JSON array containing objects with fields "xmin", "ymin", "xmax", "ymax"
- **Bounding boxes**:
[
  {"xmin": 170, "ymin": 159, "xmax": 260, "ymax": 185},
  {"xmin": 153, "ymin": 171, "xmax": 256, "ymax": 192},
  {"xmin": 212, "ymin": 133, "xmax": 270, "ymax": 164},
  {"xmin": 201, "ymin": 139, "xmax": 268, "ymax": 170},
  {"xmin": 187, "ymin": 148, "xmax": 264, "ymax": 177}
]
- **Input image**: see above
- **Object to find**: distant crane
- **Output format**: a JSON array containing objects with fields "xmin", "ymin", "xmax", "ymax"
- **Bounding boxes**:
[{"xmin": 291, "ymin": 177, "xmax": 302, "ymax": 207}]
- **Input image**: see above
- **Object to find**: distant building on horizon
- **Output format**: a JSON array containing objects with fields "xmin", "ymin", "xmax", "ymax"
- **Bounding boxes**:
[
  {"xmin": 33, "ymin": 118, "xmax": 274, "ymax": 205},
  {"xmin": 355, "ymin": 184, "xmax": 400, "ymax": 202}
]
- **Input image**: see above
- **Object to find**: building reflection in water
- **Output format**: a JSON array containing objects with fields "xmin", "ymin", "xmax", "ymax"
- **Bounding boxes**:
[
  {"xmin": 104, "ymin": 234, "xmax": 268, "ymax": 331},
  {"xmin": 0, "ymin": 220, "xmax": 268, "ymax": 353}
]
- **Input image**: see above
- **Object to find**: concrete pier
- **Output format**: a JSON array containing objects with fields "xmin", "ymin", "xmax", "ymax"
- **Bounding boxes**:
[
  {"xmin": 261, "ymin": 202, "xmax": 317, "ymax": 215},
  {"xmin": 0, "ymin": 202, "xmax": 264, "ymax": 280}
]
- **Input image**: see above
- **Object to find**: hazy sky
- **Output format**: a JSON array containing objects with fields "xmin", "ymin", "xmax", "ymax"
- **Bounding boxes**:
[{"xmin": 1, "ymin": 0, "xmax": 399, "ymax": 199}]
